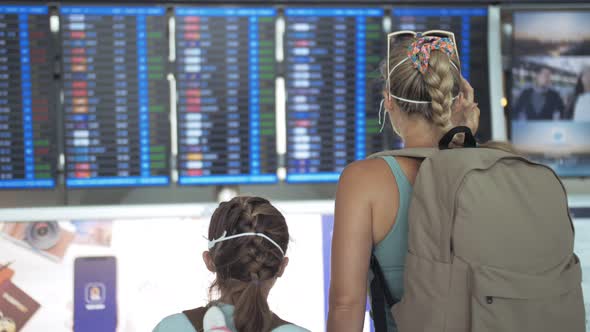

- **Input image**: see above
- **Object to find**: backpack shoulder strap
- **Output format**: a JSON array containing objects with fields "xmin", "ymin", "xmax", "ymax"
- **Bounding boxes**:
[
  {"xmin": 368, "ymin": 148, "xmax": 437, "ymax": 160},
  {"xmin": 370, "ymin": 254, "xmax": 395, "ymax": 307},
  {"xmin": 369, "ymin": 254, "xmax": 396, "ymax": 332},
  {"xmin": 182, "ymin": 307, "xmax": 207, "ymax": 332}
]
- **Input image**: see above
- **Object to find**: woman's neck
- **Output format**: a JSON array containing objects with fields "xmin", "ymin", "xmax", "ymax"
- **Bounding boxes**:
[{"xmin": 400, "ymin": 122, "xmax": 440, "ymax": 148}]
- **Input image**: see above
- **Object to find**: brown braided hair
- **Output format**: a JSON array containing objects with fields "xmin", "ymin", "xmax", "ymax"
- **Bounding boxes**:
[{"xmin": 207, "ymin": 196, "xmax": 289, "ymax": 332}]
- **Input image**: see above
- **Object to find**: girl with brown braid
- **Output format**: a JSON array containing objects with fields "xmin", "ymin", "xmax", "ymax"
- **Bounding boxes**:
[
  {"xmin": 154, "ymin": 196, "xmax": 309, "ymax": 332},
  {"xmin": 327, "ymin": 33, "xmax": 480, "ymax": 332}
]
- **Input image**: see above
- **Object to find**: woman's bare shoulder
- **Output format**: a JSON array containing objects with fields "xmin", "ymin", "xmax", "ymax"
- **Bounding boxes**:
[{"xmin": 338, "ymin": 158, "xmax": 398, "ymax": 194}]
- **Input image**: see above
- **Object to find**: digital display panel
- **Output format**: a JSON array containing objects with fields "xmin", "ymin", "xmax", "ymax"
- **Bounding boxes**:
[
  {"xmin": 61, "ymin": 6, "xmax": 170, "ymax": 187},
  {"xmin": 284, "ymin": 8, "xmax": 385, "ymax": 183},
  {"xmin": 510, "ymin": 11, "xmax": 590, "ymax": 177},
  {"xmin": 0, "ymin": 6, "xmax": 56, "ymax": 189},
  {"xmin": 175, "ymin": 8, "xmax": 278, "ymax": 185}
]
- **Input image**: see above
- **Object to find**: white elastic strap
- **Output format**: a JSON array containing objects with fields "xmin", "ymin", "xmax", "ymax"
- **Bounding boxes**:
[
  {"xmin": 389, "ymin": 93, "xmax": 460, "ymax": 105},
  {"xmin": 208, "ymin": 231, "xmax": 285, "ymax": 256},
  {"xmin": 387, "ymin": 58, "xmax": 461, "ymax": 105},
  {"xmin": 378, "ymin": 99, "xmax": 387, "ymax": 133},
  {"xmin": 390, "ymin": 94, "xmax": 432, "ymax": 105},
  {"xmin": 389, "ymin": 57, "xmax": 409, "ymax": 78},
  {"xmin": 388, "ymin": 57, "xmax": 460, "ymax": 79}
]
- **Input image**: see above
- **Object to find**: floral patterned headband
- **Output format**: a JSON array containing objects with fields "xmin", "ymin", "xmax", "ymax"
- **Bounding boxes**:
[
  {"xmin": 386, "ymin": 34, "xmax": 460, "ymax": 105},
  {"xmin": 407, "ymin": 36, "xmax": 458, "ymax": 74}
]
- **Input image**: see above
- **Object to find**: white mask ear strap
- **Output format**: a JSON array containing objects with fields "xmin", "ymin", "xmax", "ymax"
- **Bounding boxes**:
[
  {"xmin": 389, "ymin": 93, "xmax": 460, "ymax": 105},
  {"xmin": 388, "ymin": 57, "xmax": 409, "ymax": 80},
  {"xmin": 378, "ymin": 99, "xmax": 386, "ymax": 133},
  {"xmin": 208, "ymin": 231, "xmax": 285, "ymax": 256},
  {"xmin": 389, "ymin": 94, "xmax": 432, "ymax": 105}
]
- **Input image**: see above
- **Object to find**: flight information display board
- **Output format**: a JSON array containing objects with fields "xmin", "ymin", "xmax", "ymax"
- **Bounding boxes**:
[
  {"xmin": 61, "ymin": 6, "xmax": 170, "ymax": 188},
  {"xmin": 391, "ymin": 7, "xmax": 492, "ymax": 142},
  {"xmin": 175, "ymin": 8, "xmax": 278, "ymax": 185},
  {"xmin": 284, "ymin": 8, "xmax": 385, "ymax": 183},
  {"xmin": 0, "ymin": 5, "xmax": 55, "ymax": 189}
]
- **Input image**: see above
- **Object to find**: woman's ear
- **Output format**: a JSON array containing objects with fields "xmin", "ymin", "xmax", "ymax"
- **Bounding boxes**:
[
  {"xmin": 383, "ymin": 92, "xmax": 397, "ymax": 114},
  {"xmin": 203, "ymin": 251, "xmax": 216, "ymax": 273},
  {"xmin": 388, "ymin": 100, "xmax": 405, "ymax": 138},
  {"xmin": 276, "ymin": 257, "xmax": 289, "ymax": 278}
]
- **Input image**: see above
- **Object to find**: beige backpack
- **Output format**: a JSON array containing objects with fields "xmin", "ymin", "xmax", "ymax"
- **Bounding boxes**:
[{"xmin": 368, "ymin": 129, "xmax": 585, "ymax": 332}]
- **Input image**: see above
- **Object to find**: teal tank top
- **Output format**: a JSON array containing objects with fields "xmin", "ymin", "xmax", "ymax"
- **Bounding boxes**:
[
  {"xmin": 369, "ymin": 156, "xmax": 413, "ymax": 332},
  {"xmin": 152, "ymin": 304, "xmax": 309, "ymax": 332}
]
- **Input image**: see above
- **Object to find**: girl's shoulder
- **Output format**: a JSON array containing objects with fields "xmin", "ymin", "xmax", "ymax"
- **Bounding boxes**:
[
  {"xmin": 153, "ymin": 310, "xmax": 310, "ymax": 332},
  {"xmin": 153, "ymin": 313, "xmax": 197, "ymax": 332},
  {"xmin": 271, "ymin": 312, "xmax": 310, "ymax": 332},
  {"xmin": 273, "ymin": 324, "xmax": 311, "ymax": 332}
]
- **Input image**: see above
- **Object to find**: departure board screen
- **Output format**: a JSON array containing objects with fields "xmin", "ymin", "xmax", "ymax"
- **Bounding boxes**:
[
  {"xmin": 61, "ymin": 6, "xmax": 170, "ymax": 188},
  {"xmin": 284, "ymin": 8, "xmax": 385, "ymax": 183},
  {"xmin": 0, "ymin": 6, "xmax": 55, "ymax": 189},
  {"xmin": 391, "ymin": 7, "xmax": 492, "ymax": 142},
  {"xmin": 175, "ymin": 8, "xmax": 278, "ymax": 185}
]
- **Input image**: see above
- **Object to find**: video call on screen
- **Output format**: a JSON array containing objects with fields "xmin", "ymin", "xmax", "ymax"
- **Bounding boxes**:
[{"xmin": 510, "ymin": 11, "xmax": 590, "ymax": 177}]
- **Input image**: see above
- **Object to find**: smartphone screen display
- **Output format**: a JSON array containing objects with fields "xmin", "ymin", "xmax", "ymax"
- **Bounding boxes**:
[{"xmin": 74, "ymin": 256, "xmax": 117, "ymax": 332}]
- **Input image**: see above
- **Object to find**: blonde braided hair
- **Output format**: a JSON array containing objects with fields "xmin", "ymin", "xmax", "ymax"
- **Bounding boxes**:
[{"xmin": 383, "ymin": 37, "xmax": 461, "ymax": 135}]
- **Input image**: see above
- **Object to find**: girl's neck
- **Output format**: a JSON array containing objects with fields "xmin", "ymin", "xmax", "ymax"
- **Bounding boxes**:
[
  {"xmin": 218, "ymin": 294, "xmax": 236, "ymax": 305},
  {"xmin": 218, "ymin": 286, "xmax": 272, "ymax": 305}
]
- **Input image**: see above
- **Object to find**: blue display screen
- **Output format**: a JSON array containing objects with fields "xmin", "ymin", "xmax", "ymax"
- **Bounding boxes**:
[
  {"xmin": 0, "ymin": 6, "xmax": 56, "ymax": 189},
  {"xmin": 285, "ymin": 8, "xmax": 385, "ymax": 183},
  {"xmin": 60, "ymin": 6, "xmax": 170, "ymax": 188},
  {"xmin": 175, "ymin": 7, "xmax": 279, "ymax": 185}
]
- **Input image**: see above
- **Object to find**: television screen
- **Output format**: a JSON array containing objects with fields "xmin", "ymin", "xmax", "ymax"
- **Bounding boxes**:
[{"xmin": 510, "ymin": 11, "xmax": 590, "ymax": 177}]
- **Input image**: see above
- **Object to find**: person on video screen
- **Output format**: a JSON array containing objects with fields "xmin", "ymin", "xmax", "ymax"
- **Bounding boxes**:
[
  {"xmin": 569, "ymin": 66, "xmax": 590, "ymax": 122},
  {"xmin": 514, "ymin": 67, "xmax": 565, "ymax": 120}
]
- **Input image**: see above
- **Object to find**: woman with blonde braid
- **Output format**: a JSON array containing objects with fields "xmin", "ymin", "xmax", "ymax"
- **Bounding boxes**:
[{"xmin": 327, "ymin": 33, "xmax": 480, "ymax": 332}]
